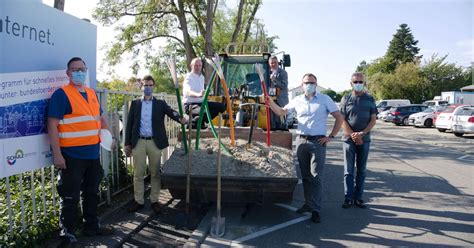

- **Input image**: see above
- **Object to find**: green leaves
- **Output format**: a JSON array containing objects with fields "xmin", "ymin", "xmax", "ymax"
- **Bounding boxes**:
[
  {"xmin": 0, "ymin": 172, "xmax": 60, "ymax": 247},
  {"xmin": 385, "ymin": 23, "xmax": 421, "ymax": 72}
]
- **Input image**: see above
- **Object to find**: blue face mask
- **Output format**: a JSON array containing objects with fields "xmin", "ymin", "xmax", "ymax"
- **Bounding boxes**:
[
  {"xmin": 71, "ymin": 71, "xmax": 86, "ymax": 86},
  {"xmin": 144, "ymin": 86, "xmax": 153, "ymax": 96},
  {"xmin": 303, "ymin": 83, "xmax": 316, "ymax": 95},
  {"xmin": 353, "ymin": 83, "xmax": 365, "ymax": 92}
]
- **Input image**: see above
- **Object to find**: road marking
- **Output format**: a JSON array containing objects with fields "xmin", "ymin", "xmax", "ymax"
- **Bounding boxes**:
[
  {"xmin": 457, "ymin": 155, "xmax": 472, "ymax": 160},
  {"xmin": 231, "ymin": 215, "xmax": 310, "ymax": 244}
]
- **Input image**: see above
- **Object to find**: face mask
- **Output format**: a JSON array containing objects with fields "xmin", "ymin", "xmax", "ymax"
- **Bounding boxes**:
[
  {"xmin": 353, "ymin": 83, "xmax": 365, "ymax": 92},
  {"xmin": 71, "ymin": 71, "xmax": 86, "ymax": 86},
  {"xmin": 144, "ymin": 86, "xmax": 153, "ymax": 96},
  {"xmin": 303, "ymin": 83, "xmax": 316, "ymax": 95}
]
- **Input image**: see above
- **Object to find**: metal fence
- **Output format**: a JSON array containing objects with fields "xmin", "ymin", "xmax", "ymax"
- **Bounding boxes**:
[{"xmin": 0, "ymin": 90, "xmax": 180, "ymax": 236}]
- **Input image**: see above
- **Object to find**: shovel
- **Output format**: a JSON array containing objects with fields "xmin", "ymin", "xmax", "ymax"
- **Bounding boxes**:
[
  {"xmin": 210, "ymin": 113, "xmax": 225, "ymax": 237},
  {"xmin": 175, "ymin": 117, "xmax": 193, "ymax": 230}
]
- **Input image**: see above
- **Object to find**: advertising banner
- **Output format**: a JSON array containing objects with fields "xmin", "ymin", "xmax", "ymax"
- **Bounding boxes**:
[{"xmin": 0, "ymin": 0, "xmax": 97, "ymax": 178}]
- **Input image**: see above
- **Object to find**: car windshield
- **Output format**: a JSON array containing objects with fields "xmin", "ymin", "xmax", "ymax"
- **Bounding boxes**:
[
  {"xmin": 455, "ymin": 107, "xmax": 474, "ymax": 116},
  {"xmin": 441, "ymin": 107, "xmax": 457, "ymax": 113},
  {"xmin": 423, "ymin": 108, "xmax": 435, "ymax": 113}
]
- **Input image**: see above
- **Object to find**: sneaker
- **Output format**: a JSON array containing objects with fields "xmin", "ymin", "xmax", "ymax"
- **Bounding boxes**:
[
  {"xmin": 296, "ymin": 204, "xmax": 311, "ymax": 214},
  {"xmin": 311, "ymin": 211, "xmax": 321, "ymax": 223},
  {"xmin": 151, "ymin": 202, "xmax": 161, "ymax": 214},
  {"xmin": 342, "ymin": 199, "xmax": 353, "ymax": 209},
  {"xmin": 354, "ymin": 199, "xmax": 367, "ymax": 209},
  {"xmin": 83, "ymin": 225, "xmax": 115, "ymax": 236},
  {"xmin": 127, "ymin": 201, "xmax": 144, "ymax": 213}
]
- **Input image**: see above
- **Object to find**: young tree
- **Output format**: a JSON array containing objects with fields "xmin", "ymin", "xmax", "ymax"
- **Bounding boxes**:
[{"xmin": 385, "ymin": 23, "xmax": 421, "ymax": 72}]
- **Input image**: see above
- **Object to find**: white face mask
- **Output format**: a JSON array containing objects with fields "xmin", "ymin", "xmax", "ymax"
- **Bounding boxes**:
[
  {"xmin": 303, "ymin": 83, "xmax": 316, "ymax": 95},
  {"xmin": 353, "ymin": 83, "xmax": 365, "ymax": 92}
]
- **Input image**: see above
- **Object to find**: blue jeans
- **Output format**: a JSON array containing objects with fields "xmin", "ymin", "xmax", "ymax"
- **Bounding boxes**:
[
  {"xmin": 343, "ymin": 138, "xmax": 371, "ymax": 201},
  {"xmin": 295, "ymin": 136, "xmax": 326, "ymax": 212}
]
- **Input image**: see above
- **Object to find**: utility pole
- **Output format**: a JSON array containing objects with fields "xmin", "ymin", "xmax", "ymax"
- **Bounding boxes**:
[{"xmin": 54, "ymin": 0, "xmax": 64, "ymax": 11}]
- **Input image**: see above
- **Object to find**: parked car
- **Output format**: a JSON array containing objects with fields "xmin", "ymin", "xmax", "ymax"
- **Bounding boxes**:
[
  {"xmin": 451, "ymin": 106, "xmax": 474, "ymax": 137},
  {"xmin": 376, "ymin": 106, "xmax": 391, "ymax": 120},
  {"xmin": 388, "ymin": 104, "xmax": 429, "ymax": 126},
  {"xmin": 435, "ymin": 104, "xmax": 466, "ymax": 132},
  {"xmin": 376, "ymin": 99, "xmax": 411, "ymax": 113},
  {"xmin": 433, "ymin": 104, "xmax": 450, "ymax": 124},
  {"xmin": 408, "ymin": 107, "xmax": 436, "ymax": 127},
  {"xmin": 423, "ymin": 100, "xmax": 449, "ymax": 107},
  {"xmin": 377, "ymin": 109, "xmax": 391, "ymax": 121}
]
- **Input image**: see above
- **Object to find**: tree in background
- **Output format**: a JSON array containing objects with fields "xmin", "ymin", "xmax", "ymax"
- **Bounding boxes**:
[
  {"xmin": 93, "ymin": 0, "xmax": 275, "ymax": 78},
  {"xmin": 356, "ymin": 60, "xmax": 369, "ymax": 74},
  {"xmin": 421, "ymin": 54, "xmax": 467, "ymax": 99},
  {"xmin": 337, "ymin": 89, "xmax": 353, "ymax": 102},
  {"xmin": 385, "ymin": 23, "xmax": 421, "ymax": 72},
  {"xmin": 321, "ymin": 89, "xmax": 337, "ymax": 102}
]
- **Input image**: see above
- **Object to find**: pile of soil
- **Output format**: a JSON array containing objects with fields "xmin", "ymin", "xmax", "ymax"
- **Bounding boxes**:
[{"xmin": 162, "ymin": 138, "xmax": 295, "ymax": 178}]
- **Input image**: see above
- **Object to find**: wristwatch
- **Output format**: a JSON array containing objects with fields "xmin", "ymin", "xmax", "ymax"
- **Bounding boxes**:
[{"xmin": 328, "ymin": 134, "xmax": 335, "ymax": 139}]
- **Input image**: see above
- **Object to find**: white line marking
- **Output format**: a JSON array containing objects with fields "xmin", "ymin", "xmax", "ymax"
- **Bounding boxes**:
[
  {"xmin": 232, "ymin": 215, "xmax": 310, "ymax": 243},
  {"xmin": 274, "ymin": 203, "xmax": 297, "ymax": 212},
  {"xmin": 457, "ymin": 155, "xmax": 471, "ymax": 160}
]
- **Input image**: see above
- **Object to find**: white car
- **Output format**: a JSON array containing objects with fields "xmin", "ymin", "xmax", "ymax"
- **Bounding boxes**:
[
  {"xmin": 436, "ymin": 105, "xmax": 466, "ymax": 132},
  {"xmin": 377, "ymin": 109, "xmax": 391, "ymax": 121},
  {"xmin": 452, "ymin": 106, "xmax": 474, "ymax": 137},
  {"xmin": 408, "ymin": 107, "xmax": 436, "ymax": 127}
]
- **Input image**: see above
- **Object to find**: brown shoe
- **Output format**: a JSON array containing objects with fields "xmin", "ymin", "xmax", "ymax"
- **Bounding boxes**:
[
  {"xmin": 127, "ymin": 201, "xmax": 144, "ymax": 213},
  {"xmin": 151, "ymin": 202, "xmax": 161, "ymax": 214}
]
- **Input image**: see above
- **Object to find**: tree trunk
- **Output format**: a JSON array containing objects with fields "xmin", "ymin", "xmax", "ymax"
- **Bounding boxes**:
[
  {"xmin": 231, "ymin": 0, "xmax": 245, "ymax": 42},
  {"xmin": 204, "ymin": 0, "xmax": 215, "ymax": 83},
  {"xmin": 243, "ymin": 0, "xmax": 260, "ymax": 42},
  {"xmin": 176, "ymin": 0, "xmax": 197, "ymax": 68}
]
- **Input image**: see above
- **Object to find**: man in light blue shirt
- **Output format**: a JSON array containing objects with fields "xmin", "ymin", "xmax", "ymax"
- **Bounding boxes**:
[{"xmin": 266, "ymin": 73, "xmax": 343, "ymax": 223}]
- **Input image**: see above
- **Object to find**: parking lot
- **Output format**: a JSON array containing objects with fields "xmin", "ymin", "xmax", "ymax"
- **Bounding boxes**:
[
  {"xmin": 66, "ymin": 118, "xmax": 474, "ymax": 247},
  {"xmin": 375, "ymin": 119, "xmax": 473, "ymax": 155}
]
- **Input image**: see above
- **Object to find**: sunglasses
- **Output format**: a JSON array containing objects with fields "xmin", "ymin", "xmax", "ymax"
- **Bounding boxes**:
[{"xmin": 352, "ymin": 81, "xmax": 364, "ymax": 84}]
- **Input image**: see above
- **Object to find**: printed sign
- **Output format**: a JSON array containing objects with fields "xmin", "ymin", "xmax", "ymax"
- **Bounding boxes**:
[{"xmin": 0, "ymin": 0, "xmax": 97, "ymax": 178}]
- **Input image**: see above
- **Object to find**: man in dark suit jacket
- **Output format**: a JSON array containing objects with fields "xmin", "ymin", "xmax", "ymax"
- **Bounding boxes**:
[{"xmin": 125, "ymin": 75, "xmax": 186, "ymax": 213}]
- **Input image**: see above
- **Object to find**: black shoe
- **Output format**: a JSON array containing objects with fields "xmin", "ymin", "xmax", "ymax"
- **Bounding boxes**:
[
  {"xmin": 354, "ymin": 199, "xmax": 367, "ymax": 209},
  {"xmin": 151, "ymin": 202, "xmax": 161, "ymax": 214},
  {"xmin": 127, "ymin": 201, "xmax": 144, "ymax": 213},
  {"xmin": 59, "ymin": 237, "xmax": 78, "ymax": 248},
  {"xmin": 342, "ymin": 199, "xmax": 353, "ymax": 209},
  {"xmin": 311, "ymin": 211, "xmax": 321, "ymax": 223},
  {"xmin": 296, "ymin": 204, "xmax": 311, "ymax": 214},
  {"xmin": 83, "ymin": 225, "xmax": 115, "ymax": 236}
]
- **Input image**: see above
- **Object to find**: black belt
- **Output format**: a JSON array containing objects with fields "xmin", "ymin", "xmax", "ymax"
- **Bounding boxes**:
[
  {"xmin": 139, "ymin": 136, "xmax": 153, "ymax": 140},
  {"xmin": 299, "ymin": 134, "xmax": 325, "ymax": 140}
]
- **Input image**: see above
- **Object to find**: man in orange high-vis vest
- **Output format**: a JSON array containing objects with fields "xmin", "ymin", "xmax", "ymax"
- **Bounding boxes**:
[{"xmin": 47, "ymin": 57, "xmax": 115, "ymax": 246}]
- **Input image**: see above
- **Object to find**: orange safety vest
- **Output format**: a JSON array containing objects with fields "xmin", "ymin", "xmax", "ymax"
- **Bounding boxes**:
[{"xmin": 58, "ymin": 84, "xmax": 101, "ymax": 147}]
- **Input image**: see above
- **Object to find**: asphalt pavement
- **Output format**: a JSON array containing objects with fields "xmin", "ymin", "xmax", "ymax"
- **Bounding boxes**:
[{"xmin": 49, "ymin": 120, "xmax": 474, "ymax": 247}]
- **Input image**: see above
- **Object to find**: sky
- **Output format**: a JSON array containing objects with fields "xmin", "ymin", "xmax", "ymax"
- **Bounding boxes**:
[{"xmin": 42, "ymin": 0, "xmax": 473, "ymax": 92}]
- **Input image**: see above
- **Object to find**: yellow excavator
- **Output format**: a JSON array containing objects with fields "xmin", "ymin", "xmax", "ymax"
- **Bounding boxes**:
[{"xmin": 162, "ymin": 42, "xmax": 297, "ymax": 204}]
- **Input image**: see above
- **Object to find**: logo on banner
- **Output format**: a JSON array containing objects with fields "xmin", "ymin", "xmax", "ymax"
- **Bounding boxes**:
[
  {"xmin": 6, "ymin": 149, "xmax": 25, "ymax": 165},
  {"xmin": 42, "ymin": 147, "xmax": 53, "ymax": 159},
  {"xmin": 6, "ymin": 149, "xmax": 37, "ymax": 165}
]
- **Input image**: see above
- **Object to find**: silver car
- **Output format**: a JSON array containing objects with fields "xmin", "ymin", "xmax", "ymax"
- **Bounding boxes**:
[{"xmin": 452, "ymin": 106, "xmax": 474, "ymax": 137}]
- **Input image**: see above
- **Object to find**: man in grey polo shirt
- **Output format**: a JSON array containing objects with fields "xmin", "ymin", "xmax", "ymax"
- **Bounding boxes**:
[
  {"xmin": 340, "ymin": 72, "xmax": 377, "ymax": 209},
  {"xmin": 266, "ymin": 73, "xmax": 343, "ymax": 223}
]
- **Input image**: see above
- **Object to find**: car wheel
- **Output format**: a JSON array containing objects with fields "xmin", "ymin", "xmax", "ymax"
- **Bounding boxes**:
[
  {"xmin": 437, "ymin": 128, "xmax": 446, "ymax": 132},
  {"xmin": 424, "ymin": 119, "xmax": 433, "ymax": 128},
  {"xmin": 402, "ymin": 117, "xmax": 409, "ymax": 126},
  {"xmin": 454, "ymin": 132, "xmax": 464, "ymax": 137}
]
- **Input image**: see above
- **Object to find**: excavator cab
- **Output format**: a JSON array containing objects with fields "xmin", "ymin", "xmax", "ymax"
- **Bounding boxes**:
[{"xmin": 208, "ymin": 42, "xmax": 290, "ymax": 130}]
